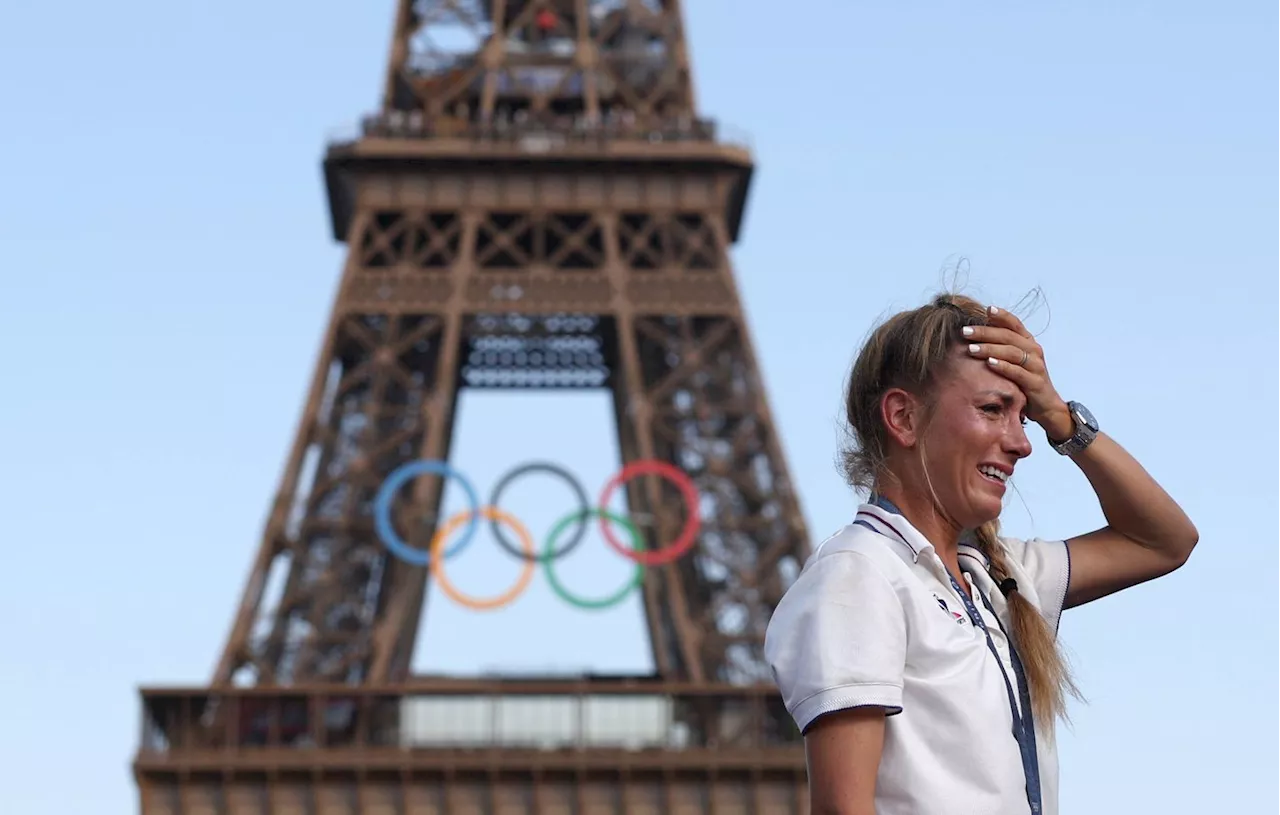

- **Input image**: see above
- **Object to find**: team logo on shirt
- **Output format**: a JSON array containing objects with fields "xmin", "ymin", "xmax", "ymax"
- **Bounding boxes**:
[{"xmin": 933, "ymin": 593, "xmax": 967, "ymax": 625}]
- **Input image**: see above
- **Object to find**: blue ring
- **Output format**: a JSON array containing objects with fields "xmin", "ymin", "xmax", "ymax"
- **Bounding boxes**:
[{"xmin": 373, "ymin": 459, "xmax": 481, "ymax": 566}]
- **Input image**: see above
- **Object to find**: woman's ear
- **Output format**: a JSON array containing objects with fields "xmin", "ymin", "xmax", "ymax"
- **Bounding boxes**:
[{"xmin": 880, "ymin": 388, "xmax": 921, "ymax": 449}]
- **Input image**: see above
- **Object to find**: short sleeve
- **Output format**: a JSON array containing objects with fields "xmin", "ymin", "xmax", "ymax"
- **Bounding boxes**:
[
  {"xmin": 763, "ymin": 550, "xmax": 907, "ymax": 733},
  {"xmin": 1000, "ymin": 536, "xmax": 1071, "ymax": 635}
]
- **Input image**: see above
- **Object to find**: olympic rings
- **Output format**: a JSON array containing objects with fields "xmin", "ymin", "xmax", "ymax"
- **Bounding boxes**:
[
  {"xmin": 542, "ymin": 509, "xmax": 644, "ymax": 610},
  {"xmin": 430, "ymin": 506, "xmax": 537, "ymax": 611},
  {"xmin": 371, "ymin": 458, "xmax": 703, "ymax": 612},
  {"xmin": 487, "ymin": 461, "xmax": 590, "ymax": 563},
  {"xmin": 374, "ymin": 460, "xmax": 481, "ymax": 566},
  {"xmin": 597, "ymin": 460, "xmax": 701, "ymax": 566}
]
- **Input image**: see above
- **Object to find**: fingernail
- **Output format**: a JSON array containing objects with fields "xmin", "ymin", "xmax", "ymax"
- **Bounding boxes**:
[
  {"xmin": 969, "ymin": 344, "xmax": 981, "ymax": 354},
  {"xmin": 962, "ymin": 326, "xmax": 974, "ymax": 336},
  {"xmin": 988, "ymin": 305, "xmax": 1000, "ymax": 315},
  {"xmin": 988, "ymin": 357, "xmax": 999, "ymax": 366}
]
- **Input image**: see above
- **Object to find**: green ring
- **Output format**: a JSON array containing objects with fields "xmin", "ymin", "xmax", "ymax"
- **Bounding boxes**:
[{"xmin": 542, "ymin": 508, "xmax": 645, "ymax": 610}]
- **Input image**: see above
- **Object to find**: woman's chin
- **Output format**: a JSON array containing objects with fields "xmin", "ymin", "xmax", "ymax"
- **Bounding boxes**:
[{"xmin": 959, "ymin": 495, "xmax": 1003, "ymax": 528}]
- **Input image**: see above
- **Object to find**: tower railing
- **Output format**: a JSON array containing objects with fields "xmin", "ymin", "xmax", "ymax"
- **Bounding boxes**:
[
  {"xmin": 325, "ymin": 112, "xmax": 753, "ymax": 151},
  {"xmin": 137, "ymin": 680, "xmax": 801, "ymax": 760}
]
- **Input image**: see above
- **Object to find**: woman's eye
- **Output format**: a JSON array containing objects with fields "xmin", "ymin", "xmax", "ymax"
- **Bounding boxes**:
[{"xmin": 982, "ymin": 404, "xmax": 1001, "ymax": 415}]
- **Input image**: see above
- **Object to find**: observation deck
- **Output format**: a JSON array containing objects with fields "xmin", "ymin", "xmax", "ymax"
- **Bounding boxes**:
[
  {"xmin": 321, "ymin": 112, "xmax": 756, "ymax": 248},
  {"xmin": 134, "ymin": 679, "xmax": 809, "ymax": 814}
]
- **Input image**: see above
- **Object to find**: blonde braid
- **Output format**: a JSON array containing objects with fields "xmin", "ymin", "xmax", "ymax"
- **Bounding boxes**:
[{"xmin": 973, "ymin": 520, "xmax": 1080, "ymax": 727}]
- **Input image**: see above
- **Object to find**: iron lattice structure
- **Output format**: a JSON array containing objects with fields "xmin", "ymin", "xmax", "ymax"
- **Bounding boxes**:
[{"xmin": 135, "ymin": 1, "xmax": 814, "ymax": 812}]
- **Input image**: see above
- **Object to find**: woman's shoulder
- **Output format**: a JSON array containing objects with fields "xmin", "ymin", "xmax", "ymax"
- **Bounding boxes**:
[
  {"xmin": 994, "ymin": 531, "xmax": 1065, "ymax": 559},
  {"xmin": 805, "ymin": 523, "xmax": 919, "ymax": 583},
  {"xmin": 993, "ymin": 532, "xmax": 1070, "ymax": 586},
  {"xmin": 991, "ymin": 532, "xmax": 1071, "ymax": 629},
  {"xmin": 768, "ymin": 524, "xmax": 918, "ymax": 624},
  {"xmin": 765, "ymin": 524, "xmax": 914, "ymax": 729}
]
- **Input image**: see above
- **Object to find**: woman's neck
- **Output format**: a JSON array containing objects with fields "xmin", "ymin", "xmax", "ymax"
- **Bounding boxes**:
[{"xmin": 872, "ymin": 484, "xmax": 962, "ymax": 560}]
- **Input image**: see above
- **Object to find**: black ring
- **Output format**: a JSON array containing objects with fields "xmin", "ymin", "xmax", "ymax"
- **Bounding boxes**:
[{"xmin": 487, "ymin": 461, "xmax": 591, "ymax": 563}]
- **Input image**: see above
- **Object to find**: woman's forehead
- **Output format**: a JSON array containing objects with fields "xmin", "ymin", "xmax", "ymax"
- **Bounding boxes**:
[{"xmin": 943, "ymin": 358, "xmax": 1026, "ymax": 404}]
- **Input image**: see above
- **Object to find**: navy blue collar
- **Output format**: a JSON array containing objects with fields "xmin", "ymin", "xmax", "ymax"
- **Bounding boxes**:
[
  {"xmin": 870, "ymin": 494, "xmax": 985, "ymax": 556},
  {"xmin": 870, "ymin": 494, "xmax": 903, "ymax": 516}
]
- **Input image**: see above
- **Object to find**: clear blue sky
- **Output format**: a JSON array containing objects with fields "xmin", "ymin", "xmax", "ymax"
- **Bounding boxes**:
[{"xmin": 1, "ymin": 1, "xmax": 1274, "ymax": 812}]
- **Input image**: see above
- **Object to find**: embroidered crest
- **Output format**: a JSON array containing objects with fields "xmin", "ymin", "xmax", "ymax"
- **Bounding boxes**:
[{"xmin": 933, "ymin": 593, "xmax": 966, "ymax": 625}]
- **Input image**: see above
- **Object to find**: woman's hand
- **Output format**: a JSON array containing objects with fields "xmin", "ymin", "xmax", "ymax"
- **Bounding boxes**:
[{"xmin": 962, "ymin": 305, "xmax": 1075, "ymax": 442}]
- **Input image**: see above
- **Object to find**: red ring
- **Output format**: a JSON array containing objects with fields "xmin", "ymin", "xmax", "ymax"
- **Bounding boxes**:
[{"xmin": 596, "ymin": 460, "xmax": 701, "ymax": 566}]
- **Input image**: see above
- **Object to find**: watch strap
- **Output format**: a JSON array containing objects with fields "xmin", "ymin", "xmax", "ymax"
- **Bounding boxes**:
[{"xmin": 1050, "ymin": 400, "xmax": 1098, "ymax": 456}]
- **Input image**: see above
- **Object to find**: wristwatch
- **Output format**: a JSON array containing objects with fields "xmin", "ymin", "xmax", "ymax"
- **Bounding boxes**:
[{"xmin": 1049, "ymin": 401, "xmax": 1099, "ymax": 456}]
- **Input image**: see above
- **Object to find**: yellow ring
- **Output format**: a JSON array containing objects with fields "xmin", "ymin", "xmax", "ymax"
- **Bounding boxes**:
[{"xmin": 429, "ymin": 506, "xmax": 536, "ymax": 611}]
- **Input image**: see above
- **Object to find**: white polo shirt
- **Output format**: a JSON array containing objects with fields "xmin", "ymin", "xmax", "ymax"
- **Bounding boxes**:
[{"xmin": 764, "ymin": 502, "xmax": 1071, "ymax": 815}]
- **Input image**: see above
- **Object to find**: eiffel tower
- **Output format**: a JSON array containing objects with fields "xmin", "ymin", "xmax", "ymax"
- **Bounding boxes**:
[{"xmin": 134, "ymin": 1, "xmax": 813, "ymax": 812}]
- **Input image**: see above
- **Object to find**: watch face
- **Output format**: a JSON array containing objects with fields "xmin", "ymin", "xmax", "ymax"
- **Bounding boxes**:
[{"xmin": 1071, "ymin": 402, "xmax": 1098, "ymax": 432}]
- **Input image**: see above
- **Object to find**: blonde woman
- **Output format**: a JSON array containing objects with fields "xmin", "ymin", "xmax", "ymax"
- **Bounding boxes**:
[{"xmin": 764, "ymin": 294, "xmax": 1197, "ymax": 815}]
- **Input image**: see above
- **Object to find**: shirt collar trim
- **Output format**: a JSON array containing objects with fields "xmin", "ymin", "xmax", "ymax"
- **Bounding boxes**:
[
  {"xmin": 958, "ymin": 541, "xmax": 990, "ymax": 568},
  {"xmin": 854, "ymin": 503, "xmax": 937, "ymax": 561},
  {"xmin": 856, "ymin": 502, "xmax": 995, "ymax": 574}
]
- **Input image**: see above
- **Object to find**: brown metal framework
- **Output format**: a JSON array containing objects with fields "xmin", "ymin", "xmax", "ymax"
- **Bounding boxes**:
[{"xmin": 135, "ymin": 2, "xmax": 813, "ymax": 812}]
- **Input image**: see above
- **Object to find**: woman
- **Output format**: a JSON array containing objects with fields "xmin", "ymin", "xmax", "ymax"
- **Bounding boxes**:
[{"xmin": 763, "ymin": 294, "xmax": 1197, "ymax": 815}]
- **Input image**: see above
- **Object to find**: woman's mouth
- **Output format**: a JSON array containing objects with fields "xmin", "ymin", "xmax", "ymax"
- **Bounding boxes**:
[{"xmin": 978, "ymin": 464, "xmax": 1009, "ymax": 487}]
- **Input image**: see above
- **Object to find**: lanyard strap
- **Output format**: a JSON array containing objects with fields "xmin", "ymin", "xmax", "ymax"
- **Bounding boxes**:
[
  {"xmin": 856, "ymin": 499, "xmax": 1043, "ymax": 815},
  {"xmin": 947, "ymin": 572, "xmax": 1043, "ymax": 815}
]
